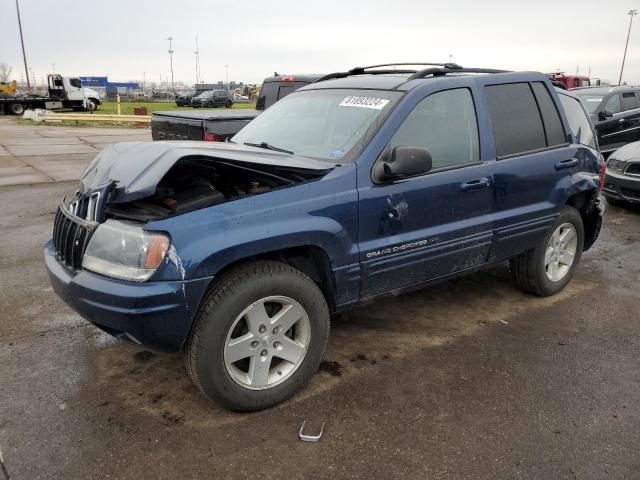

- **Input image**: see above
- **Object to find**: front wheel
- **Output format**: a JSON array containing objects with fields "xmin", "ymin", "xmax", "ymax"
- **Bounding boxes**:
[
  {"xmin": 9, "ymin": 102, "xmax": 25, "ymax": 115},
  {"xmin": 185, "ymin": 261, "xmax": 330, "ymax": 411},
  {"xmin": 225, "ymin": 100, "xmax": 233, "ymax": 108},
  {"xmin": 510, "ymin": 206, "xmax": 584, "ymax": 296},
  {"xmin": 85, "ymin": 99, "xmax": 98, "ymax": 111}
]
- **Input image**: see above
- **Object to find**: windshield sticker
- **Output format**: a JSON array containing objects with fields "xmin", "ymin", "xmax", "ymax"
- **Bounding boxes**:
[
  {"xmin": 330, "ymin": 148, "xmax": 345, "ymax": 159},
  {"xmin": 339, "ymin": 96, "xmax": 389, "ymax": 110}
]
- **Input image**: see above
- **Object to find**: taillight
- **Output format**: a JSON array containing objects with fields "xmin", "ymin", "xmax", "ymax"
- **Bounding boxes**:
[
  {"xmin": 281, "ymin": 76, "xmax": 296, "ymax": 82},
  {"xmin": 203, "ymin": 132, "xmax": 221, "ymax": 142},
  {"xmin": 598, "ymin": 159, "xmax": 607, "ymax": 191}
]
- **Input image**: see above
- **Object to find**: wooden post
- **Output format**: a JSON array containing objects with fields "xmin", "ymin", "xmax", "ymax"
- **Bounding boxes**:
[{"xmin": 116, "ymin": 94, "xmax": 121, "ymax": 115}]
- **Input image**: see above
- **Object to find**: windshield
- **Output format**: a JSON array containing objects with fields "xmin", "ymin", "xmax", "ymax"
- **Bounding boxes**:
[
  {"xmin": 232, "ymin": 88, "xmax": 402, "ymax": 162},
  {"xmin": 574, "ymin": 94, "xmax": 604, "ymax": 114}
]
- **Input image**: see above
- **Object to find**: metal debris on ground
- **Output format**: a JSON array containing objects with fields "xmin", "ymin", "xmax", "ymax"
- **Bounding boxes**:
[
  {"xmin": 299, "ymin": 421, "xmax": 325, "ymax": 442},
  {"xmin": 0, "ymin": 444, "xmax": 10, "ymax": 480}
]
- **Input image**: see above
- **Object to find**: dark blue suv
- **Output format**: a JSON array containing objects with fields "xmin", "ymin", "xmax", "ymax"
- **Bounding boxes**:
[{"xmin": 44, "ymin": 63, "xmax": 604, "ymax": 411}]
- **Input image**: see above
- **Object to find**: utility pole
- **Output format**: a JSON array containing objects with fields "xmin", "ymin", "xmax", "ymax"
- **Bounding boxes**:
[
  {"xmin": 15, "ymin": 0, "xmax": 31, "ymax": 89},
  {"xmin": 619, "ymin": 10, "xmax": 637, "ymax": 85},
  {"xmin": 225, "ymin": 64, "xmax": 229, "ymax": 90},
  {"xmin": 194, "ymin": 35, "xmax": 201, "ymax": 85},
  {"xmin": 167, "ymin": 36, "xmax": 175, "ymax": 93},
  {"xmin": 448, "ymin": 54, "xmax": 453, "ymax": 63},
  {"xmin": 51, "ymin": 62, "xmax": 55, "ymax": 74}
]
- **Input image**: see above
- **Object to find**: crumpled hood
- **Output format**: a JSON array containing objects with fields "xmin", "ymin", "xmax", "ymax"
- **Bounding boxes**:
[
  {"xmin": 609, "ymin": 140, "xmax": 640, "ymax": 162},
  {"xmin": 79, "ymin": 141, "xmax": 336, "ymax": 203}
]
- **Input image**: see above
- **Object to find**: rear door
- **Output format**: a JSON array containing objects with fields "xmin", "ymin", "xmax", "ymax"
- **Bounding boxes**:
[
  {"xmin": 358, "ymin": 86, "xmax": 494, "ymax": 297},
  {"xmin": 484, "ymin": 81, "xmax": 575, "ymax": 261}
]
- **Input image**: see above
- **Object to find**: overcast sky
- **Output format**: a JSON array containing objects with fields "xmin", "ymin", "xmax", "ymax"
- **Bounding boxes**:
[{"xmin": 1, "ymin": 0, "xmax": 639, "ymax": 87}]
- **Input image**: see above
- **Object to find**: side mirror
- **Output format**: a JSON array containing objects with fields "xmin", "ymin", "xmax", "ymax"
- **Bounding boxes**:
[
  {"xmin": 375, "ymin": 146, "xmax": 432, "ymax": 183},
  {"xmin": 599, "ymin": 110, "xmax": 614, "ymax": 120}
]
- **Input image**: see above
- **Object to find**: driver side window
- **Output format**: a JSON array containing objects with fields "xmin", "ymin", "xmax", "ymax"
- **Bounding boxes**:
[{"xmin": 389, "ymin": 88, "xmax": 480, "ymax": 170}]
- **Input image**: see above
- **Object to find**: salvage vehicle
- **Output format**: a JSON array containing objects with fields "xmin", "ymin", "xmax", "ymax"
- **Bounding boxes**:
[
  {"xmin": 45, "ymin": 63, "xmax": 604, "ymax": 411},
  {"xmin": 191, "ymin": 90, "xmax": 233, "ymax": 109},
  {"xmin": 175, "ymin": 90, "xmax": 200, "ymax": 106},
  {"xmin": 572, "ymin": 86, "xmax": 640, "ymax": 155},
  {"xmin": 601, "ymin": 141, "xmax": 640, "ymax": 206},
  {"xmin": 151, "ymin": 73, "xmax": 321, "ymax": 142},
  {"xmin": 0, "ymin": 74, "xmax": 101, "ymax": 115}
]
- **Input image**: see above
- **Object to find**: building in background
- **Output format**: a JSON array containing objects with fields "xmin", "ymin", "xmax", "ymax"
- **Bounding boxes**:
[{"xmin": 79, "ymin": 76, "xmax": 140, "ymax": 97}]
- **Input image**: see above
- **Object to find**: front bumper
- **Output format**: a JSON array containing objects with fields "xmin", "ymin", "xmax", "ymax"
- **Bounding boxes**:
[
  {"xmin": 44, "ymin": 240, "xmax": 212, "ymax": 352},
  {"xmin": 602, "ymin": 171, "xmax": 640, "ymax": 204}
]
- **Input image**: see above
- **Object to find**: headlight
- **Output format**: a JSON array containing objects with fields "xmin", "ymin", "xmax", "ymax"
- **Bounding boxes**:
[{"xmin": 82, "ymin": 220, "xmax": 170, "ymax": 282}]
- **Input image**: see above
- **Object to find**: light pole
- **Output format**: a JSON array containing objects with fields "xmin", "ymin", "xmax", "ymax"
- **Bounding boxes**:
[
  {"xmin": 225, "ymin": 64, "xmax": 229, "ymax": 91},
  {"xmin": 167, "ymin": 36, "xmax": 175, "ymax": 94},
  {"xmin": 619, "ymin": 10, "xmax": 637, "ymax": 85},
  {"xmin": 15, "ymin": 0, "xmax": 30, "ymax": 89},
  {"xmin": 194, "ymin": 35, "xmax": 201, "ymax": 85}
]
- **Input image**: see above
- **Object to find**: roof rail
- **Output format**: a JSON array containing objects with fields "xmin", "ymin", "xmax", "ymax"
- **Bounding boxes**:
[
  {"xmin": 313, "ymin": 62, "xmax": 463, "ymax": 83},
  {"xmin": 406, "ymin": 67, "xmax": 510, "ymax": 80},
  {"xmin": 314, "ymin": 63, "xmax": 509, "ymax": 83}
]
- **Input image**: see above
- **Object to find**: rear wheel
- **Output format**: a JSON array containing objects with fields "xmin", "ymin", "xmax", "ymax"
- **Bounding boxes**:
[
  {"xmin": 185, "ymin": 261, "xmax": 330, "ymax": 411},
  {"xmin": 510, "ymin": 206, "xmax": 584, "ymax": 296},
  {"xmin": 9, "ymin": 102, "xmax": 24, "ymax": 115}
]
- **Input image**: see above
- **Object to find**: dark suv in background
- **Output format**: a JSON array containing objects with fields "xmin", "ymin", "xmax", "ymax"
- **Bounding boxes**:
[
  {"xmin": 255, "ymin": 74, "xmax": 321, "ymax": 109},
  {"xmin": 175, "ymin": 90, "xmax": 200, "ymax": 106},
  {"xmin": 191, "ymin": 89, "xmax": 233, "ymax": 108},
  {"xmin": 572, "ymin": 86, "xmax": 640, "ymax": 154}
]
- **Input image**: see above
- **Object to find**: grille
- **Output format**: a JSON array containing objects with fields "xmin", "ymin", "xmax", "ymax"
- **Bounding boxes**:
[{"xmin": 52, "ymin": 199, "xmax": 99, "ymax": 270}]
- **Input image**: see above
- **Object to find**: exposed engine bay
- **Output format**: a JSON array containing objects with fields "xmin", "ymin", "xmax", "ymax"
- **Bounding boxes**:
[{"xmin": 105, "ymin": 157, "xmax": 328, "ymax": 222}]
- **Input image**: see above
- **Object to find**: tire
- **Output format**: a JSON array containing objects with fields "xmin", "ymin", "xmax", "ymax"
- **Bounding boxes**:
[
  {"xmin": 85, "ymin": 99, "xmax": 97, "ymax": 112},
  {"xmin": 185, "ymin": 260, "xmax": 330, "ymax": 411},
  {"xmin": 9, "ymin": 102, "xmax": 24, "ymax": 115},
  {"xmin": 225, "ymin": 100, "xmax": 233, "ymax": 108},
  {"xmin": 510, "ymin": 205, "xmax": 584, "ymax": 296}
]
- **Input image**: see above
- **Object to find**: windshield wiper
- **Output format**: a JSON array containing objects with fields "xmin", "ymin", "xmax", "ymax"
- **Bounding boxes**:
[{"xmin": 244, "ymin": 142, "xmax": 294, "ymax": 155}]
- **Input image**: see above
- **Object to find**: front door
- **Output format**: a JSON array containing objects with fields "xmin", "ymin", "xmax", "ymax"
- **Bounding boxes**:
[
  {"xmin": 358, "ymin": 87, "xmax": 494, "ymax": 297},
  {"xmin": 596, "ymin": 93, "xmax": 640, "ymax": 153}
]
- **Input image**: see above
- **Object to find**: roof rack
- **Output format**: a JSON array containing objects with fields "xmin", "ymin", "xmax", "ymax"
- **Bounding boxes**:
[
  {"xmin": 406, "ymin": 67, "xmax": 510, "ymax": 80},
  {"xmin": 314, "ymin": 63, "xmax": 509, "ymax": 83}
]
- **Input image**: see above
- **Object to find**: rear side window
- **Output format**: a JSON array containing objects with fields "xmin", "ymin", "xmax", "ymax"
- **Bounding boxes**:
[
  {"xmin": 485, "ymin": 83, "xmax": 546, "ymax": 157},
  {"xmin": 389, "ymin": 88, "xmax": 479, "ymax": 170},
  {"xmin": 278, "ymin": 85, "xmax": 296, "ymax": 100},
  {"xmin": 558, "ymin": 94, "xmax": 597, "ymax": 150},
  {"xmin": 531, "ymin": 82, "xmax": 566, "ymax": 147},
  {"xmin": 621, "ymin": 92, "xmax": 638, "ymax": 111}
]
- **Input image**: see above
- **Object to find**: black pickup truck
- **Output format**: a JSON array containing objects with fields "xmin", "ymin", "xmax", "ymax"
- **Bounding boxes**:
[{"xmin": 151, "ymin": 74, "xmax": 321, "ymax": 142}]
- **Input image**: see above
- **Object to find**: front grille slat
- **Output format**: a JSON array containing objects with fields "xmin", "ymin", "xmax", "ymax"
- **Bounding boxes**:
[{"xmin": 52, "ymin": 199, "xmax": 99, "ymax": 270}]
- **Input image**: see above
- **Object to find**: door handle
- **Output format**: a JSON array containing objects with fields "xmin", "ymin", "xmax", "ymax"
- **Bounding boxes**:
[
  {"xmin": 619, "ymin": 118, "xmax": 627, "ymax": 123},
  {"xmin": 555, "ymin": 158, "xmax": 578, "ymax": 170},
  {"xmin": 459, "ymin": 177, "xmax": 490, "ymax": 191}
]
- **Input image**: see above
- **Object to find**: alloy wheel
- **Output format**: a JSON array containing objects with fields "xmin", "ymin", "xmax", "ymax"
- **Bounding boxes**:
[
  {"xmin": 544, "ymin": 222, "xmax": 578, "ymax": 282},
  {"xmin": 223, "ymin": 296, "xmax": 311, "ymax": 390}
]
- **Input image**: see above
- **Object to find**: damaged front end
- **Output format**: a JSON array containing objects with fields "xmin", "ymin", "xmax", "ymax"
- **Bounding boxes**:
[
  {"xmin": 54, "ymin": 141, "xmax": 334, "ymax": 281},
  {"xmin": 105, "ymin": 157, "xmax": 326, "ymax": 222},
  {"xmin": 76, "ymin": 141, "xmax": 334, "ymax": 223}
]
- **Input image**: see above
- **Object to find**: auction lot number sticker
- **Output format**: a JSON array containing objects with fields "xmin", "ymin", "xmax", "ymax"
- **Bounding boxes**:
[{"xmin": 339, "ymin": 96, "xmax": 390, "ymax": 109}]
